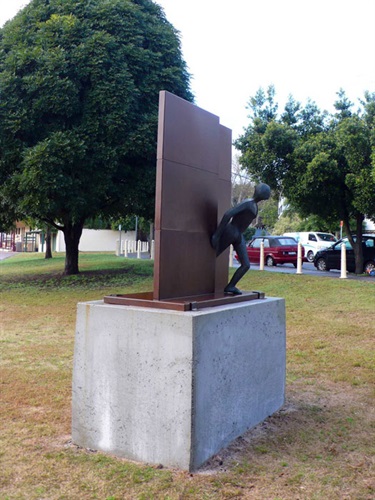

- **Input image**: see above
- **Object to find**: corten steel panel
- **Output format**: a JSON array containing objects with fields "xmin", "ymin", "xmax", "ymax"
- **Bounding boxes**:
[
  {"xmin": 155, "ymin": 229, "xmax": 217, "ymax": 299},
  {"xmin": 154, "ymin": 91, "xmax": 231, "ymax": 301},
  {"xmin": 214, "ymin": 125, "xmax": 232, "ymax": 293},
  {"xmin": 215, "ymin": 177, "xmax": 232, "ymax": 294},
  {"xmin": 156, "ymin": 160, "xmax": 217, "ymax": 233},
  {"xmin": 218, "ymin": 126, "xmax": 232, "ymax": 182},
  {"xmin": 157, "ymin": 91, "xmax": 220, "ymax": 173}
]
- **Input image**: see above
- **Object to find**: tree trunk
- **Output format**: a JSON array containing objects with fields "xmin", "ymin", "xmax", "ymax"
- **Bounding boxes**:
[
  {"xmin": 45, "ymin": 226, "xmax": 53, "ymax": 259},
  {"xmin": 354, "ymin": 213, "xmax": 364, "ymax": 274},
  {"xmin": 343, "ymin": 214, "xmax": 364, "ymax": 274},
  {"xmin": 63, "ymin": 222, "xmax": 83, "ymax": 275}
]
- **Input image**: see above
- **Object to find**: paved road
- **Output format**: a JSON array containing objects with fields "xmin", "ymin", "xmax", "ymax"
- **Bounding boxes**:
[
  {"xmin": 231, "ymin": 258, "xmax": 375, "ymax": 282},
  {"xmin": 1, "ymin": 250, "xmax": 373, "ymax": 282}
]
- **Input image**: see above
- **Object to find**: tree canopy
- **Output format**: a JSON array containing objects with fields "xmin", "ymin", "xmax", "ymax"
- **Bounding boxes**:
[
  {"xmin": 0, "ymin": 0, "xmax": 193, "ymax": 273},
  {"xmin": 235, "ymin": 86, "xmax": 375, "ymax": 273}
]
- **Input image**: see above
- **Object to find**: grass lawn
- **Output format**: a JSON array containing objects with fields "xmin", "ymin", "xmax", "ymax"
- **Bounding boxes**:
[{"xmin": 1, "ymin": 252, "xmax": 374, "ymax": 499}]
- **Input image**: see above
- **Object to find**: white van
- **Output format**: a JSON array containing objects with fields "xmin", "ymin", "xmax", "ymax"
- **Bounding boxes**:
[{"xmin": 283, "ymin": 232, "xmax": 337, "ymax": 262}]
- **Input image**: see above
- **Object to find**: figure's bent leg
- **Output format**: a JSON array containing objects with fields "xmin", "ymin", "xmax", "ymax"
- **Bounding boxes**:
[{"xmin": 224, "ymin": 237, "xmax": 250, "ymax": 295}]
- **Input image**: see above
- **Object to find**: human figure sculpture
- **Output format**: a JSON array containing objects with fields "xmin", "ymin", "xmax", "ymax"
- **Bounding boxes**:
[{"xmin": 211, "ymin": 183, "xmax": 271, "ymax": 295}]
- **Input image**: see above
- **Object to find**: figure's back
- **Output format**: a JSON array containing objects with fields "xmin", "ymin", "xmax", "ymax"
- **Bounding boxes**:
[{"xmin": 230, "ymin": 199, "xmax": 258, "ymax": 233}]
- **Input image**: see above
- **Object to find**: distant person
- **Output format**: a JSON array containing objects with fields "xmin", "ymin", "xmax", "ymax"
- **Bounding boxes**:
[{"xmin": 211, "ymin": 183, "xmax": 271, "ymax": 294}]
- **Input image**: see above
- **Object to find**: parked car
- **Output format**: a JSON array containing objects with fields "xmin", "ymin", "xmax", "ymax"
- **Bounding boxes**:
[
  {"xmin": 283, "ymin": 231, "xmax": 337, "ymax": 262},
  {"xmin": 236, "ymin": 236, "xmax": 304, "ymax": 267},
  {"xmin": 313, "ymin": 235, "xmax": 375, "ymax": 273}
]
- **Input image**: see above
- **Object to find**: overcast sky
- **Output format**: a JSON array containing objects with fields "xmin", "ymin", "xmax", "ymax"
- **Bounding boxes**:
[{"xmin": 1, "ymin": 0, "xmax": 375, "ymax": 140}]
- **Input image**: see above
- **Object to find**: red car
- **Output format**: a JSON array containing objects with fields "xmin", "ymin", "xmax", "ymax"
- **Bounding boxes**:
[{"xmin": 236, "ymin": 236, "xmax": 304, "ymax": 267}]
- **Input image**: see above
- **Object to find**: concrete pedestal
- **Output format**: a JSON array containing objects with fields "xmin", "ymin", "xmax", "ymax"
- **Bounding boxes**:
[{"xmin": 72, "ymin": 297, "xmax": 286, "ymax": 471}]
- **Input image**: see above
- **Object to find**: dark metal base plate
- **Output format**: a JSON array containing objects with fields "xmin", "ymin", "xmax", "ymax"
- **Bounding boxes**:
[{"xmin": 103, "ymin": 291, "xmax": 265, "ymax": 311}]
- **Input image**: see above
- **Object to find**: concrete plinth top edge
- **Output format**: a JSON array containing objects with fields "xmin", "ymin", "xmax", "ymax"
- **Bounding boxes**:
[{"xmin": 77, "ymin": 296, "xmax": 285, "ymax": 316}]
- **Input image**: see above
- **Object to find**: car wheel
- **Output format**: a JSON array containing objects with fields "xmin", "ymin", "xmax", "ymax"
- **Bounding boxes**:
[
  {"xmin": 266, "ymin": 256, "xmax": 275, "ymax": 267},
  {"xmin": 307, "ymin": 250, "xmax": 314, "ymax": 263},
  {"xmin": 364, "ymin": 261, "xmax": 375, "ymax": 273},
  {"xmin": 316, "ymin": 257, "xmax": 329, "ymax": 272}
]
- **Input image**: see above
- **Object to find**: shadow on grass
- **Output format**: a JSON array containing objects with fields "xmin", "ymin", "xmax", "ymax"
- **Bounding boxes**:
[{"xmin": 1, "ymin": 262, "xmax": 154, "ymax": 290}]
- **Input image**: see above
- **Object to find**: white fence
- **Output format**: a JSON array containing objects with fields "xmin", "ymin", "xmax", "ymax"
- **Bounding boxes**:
[
  {"xmin": 53, "ymin": 229, "xmax": 137, "ymax": 253},
  {"xmin": 50, "ymin": 229, "xmax": 154, "ymax": 259}
]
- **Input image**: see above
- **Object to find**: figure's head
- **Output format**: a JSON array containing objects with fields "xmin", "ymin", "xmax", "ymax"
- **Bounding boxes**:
[{"xmin": 253, "ymin": 183, "xmax": 271, "ymax": 202}]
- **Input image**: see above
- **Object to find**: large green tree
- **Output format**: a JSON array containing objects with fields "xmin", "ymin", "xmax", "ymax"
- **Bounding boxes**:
[
  {"xmin": 0, "ymin": 0, "xmax": 192, "ymax": 274},
  {"xmin": 235, "ymin": 88, "xmax": 375, "ymax": 273}
]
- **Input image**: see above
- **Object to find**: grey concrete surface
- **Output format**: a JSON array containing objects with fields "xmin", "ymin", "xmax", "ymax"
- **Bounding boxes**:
[
  {"xmin": 231, "ymin": 258, "xmax": 375, "ymax": 282},
  {"xmin": 72, "ymin": 297, "xmax": 286, "ymax": 471},
  {"xmin": 2, "ymin": 250, "xmax": 372, "ymax": 281},
  {"xmin": 0, "ymin": 251, "xmax": 17, "ymax": 260}
]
